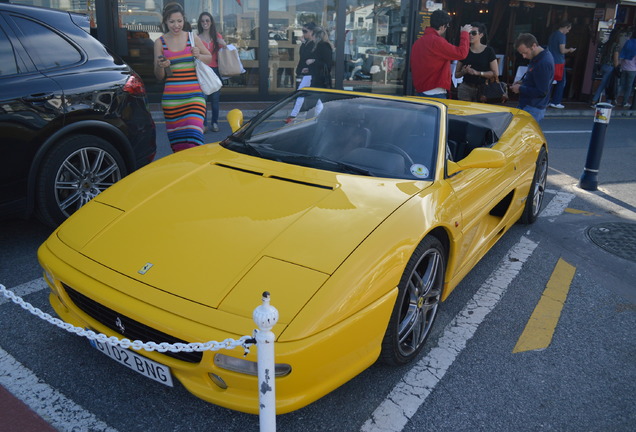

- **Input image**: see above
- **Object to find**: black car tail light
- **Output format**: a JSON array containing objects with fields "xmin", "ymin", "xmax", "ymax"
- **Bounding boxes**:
[{"xmin": 123, "ymin": 73, "xmax": 147, "ymax": 96}]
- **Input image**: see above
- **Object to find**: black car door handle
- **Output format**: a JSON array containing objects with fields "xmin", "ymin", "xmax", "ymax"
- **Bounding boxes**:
[{"xmin": 23, "ymin": 93, "xmax": 55, "ymax": 102}]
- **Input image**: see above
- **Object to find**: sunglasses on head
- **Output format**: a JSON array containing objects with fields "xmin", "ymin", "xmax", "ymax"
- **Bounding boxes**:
[{"xmin": 470, "ymin": 31, "xmax": 478, "ymax": 36}]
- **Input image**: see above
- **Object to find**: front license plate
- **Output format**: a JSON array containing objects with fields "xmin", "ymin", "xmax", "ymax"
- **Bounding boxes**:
[{"xmin": 90, "ymin": 339, "xmax": 174, "ymax": 387}]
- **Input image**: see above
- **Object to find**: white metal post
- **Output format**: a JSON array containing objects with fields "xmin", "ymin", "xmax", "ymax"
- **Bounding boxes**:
[{"xmin": 252, "ymin": 291, "xmax": 279, "ymax": 432}]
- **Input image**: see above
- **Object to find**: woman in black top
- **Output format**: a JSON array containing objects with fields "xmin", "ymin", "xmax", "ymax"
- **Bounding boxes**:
[
  {"xmin": 296, "ymin": 22, "xmax": 316, "ymax": 87},
  {"xmin": 305, "ymin": 27, "xmax": 334, "ymax": 88},
  {"xmin": 455, "ymin": 22, "xmax": 499, "ymax": 102}
]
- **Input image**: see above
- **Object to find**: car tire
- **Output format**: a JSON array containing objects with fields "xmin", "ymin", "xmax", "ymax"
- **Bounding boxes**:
[
  {"xmin": 520, "ymin": 147, "xmax": 548, "ymax": 225},
  {"xmin": 380, "ymin": 235, "xmax": 445, "ymax": 366},
  {"xmin": 36, "ymin": 134, "xmax": 127, "ymax": 227}
]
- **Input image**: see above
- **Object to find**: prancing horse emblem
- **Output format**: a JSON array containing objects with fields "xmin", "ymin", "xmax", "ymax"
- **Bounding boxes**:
[
  {"xmin": 138, "ymin": 262, "xmax": 153, "ymax": 275},
  {"xmin": 115, "ymin": 317, "xmax": 125, "ymax": 334}
]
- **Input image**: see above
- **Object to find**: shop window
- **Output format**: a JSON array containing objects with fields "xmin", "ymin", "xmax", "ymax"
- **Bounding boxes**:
[{"xmin": 341, "ymin": 0, "xmax": 408, "ymax": 96}]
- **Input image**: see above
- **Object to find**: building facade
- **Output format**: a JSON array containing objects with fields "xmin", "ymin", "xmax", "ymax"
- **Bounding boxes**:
[{"xmin": 7, "ymin": 0, "xmax": 636, "ymax": 102}]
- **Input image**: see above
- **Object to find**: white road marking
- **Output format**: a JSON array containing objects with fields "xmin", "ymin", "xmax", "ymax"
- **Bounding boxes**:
[
  {"xmin": 539, "ymin": 191, "xmax": 576, "ymax": 219},
  {"xmin": 0, "ymin": 346, "xmax": 119, "ymax": 432},
  {"xmin": 361, "ymin": 236, "xmax": 539, "ymax": 432},
  {"xmin": 0, "ymin": 278, "xmax": 47, "ymax": 305}
]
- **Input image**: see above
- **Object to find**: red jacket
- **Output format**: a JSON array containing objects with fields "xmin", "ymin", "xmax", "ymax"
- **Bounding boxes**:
[{"xmin": 411, "ymin": 27, "xmax": 469, "ymax": 93}]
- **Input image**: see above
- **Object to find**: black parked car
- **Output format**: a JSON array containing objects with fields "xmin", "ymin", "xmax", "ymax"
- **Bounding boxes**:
[{"xmin": 0, "ymin": 3, "xmax": 156, "ymax": 227}]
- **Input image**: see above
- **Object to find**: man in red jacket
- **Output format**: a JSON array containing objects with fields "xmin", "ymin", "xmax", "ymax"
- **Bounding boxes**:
[{"xmin": 411, "ymin": 9, "xmax": 471, "ymax": 98}]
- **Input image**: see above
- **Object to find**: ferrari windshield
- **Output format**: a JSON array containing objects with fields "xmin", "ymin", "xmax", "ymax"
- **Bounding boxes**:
[{"xmin": 221, "ymin": 91, "xmax": 440, "ymax": 180}]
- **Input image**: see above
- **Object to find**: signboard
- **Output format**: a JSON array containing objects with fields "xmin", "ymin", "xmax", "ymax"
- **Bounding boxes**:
[{"xmin": 415, "ymin": 12, "xmax": 431, "ymax": 39}]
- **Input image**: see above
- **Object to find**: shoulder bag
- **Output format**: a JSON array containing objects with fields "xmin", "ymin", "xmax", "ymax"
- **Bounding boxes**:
[
  {"xmin": 480, "ymin": 76, "xmax": 508, "ymax": 103},
  {"xmin": 218, "ymin": 45, "xmax": 244, "ymax": 76},
  {"xmin": 189, "ymin": 32, "xmax": 222, "ymax": 95}
]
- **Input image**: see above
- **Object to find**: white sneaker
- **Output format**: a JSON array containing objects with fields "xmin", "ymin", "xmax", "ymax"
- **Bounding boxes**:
[
  {"xmin": 624, "ymin": 103, "xmax": 631, "ymax": 108},
  {"xmin": 549, "ymin": 103, "xmax": 565, "ymax": 109}
]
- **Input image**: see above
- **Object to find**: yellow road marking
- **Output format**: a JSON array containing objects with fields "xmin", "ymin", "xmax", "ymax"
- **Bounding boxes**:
[
  {"xmin": 513, "ymin": 258, "xmax": 575, "ymax": 353},
  {"xmin": 564, "ymin": 207, "xmax": 596, "ymax": 216}
]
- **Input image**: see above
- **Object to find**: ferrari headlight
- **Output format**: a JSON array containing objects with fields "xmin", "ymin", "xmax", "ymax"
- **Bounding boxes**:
[
  {"xmin": 43, "ymin": 269, "xmax": 55, "ymax": 287},
  {"xmin": 214, "ymin": 353, "xmax": 291, "ymax": 377}
]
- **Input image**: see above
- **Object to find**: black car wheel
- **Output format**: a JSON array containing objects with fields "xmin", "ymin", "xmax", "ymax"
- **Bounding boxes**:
[
  {"xmin": 36, "ymin": 134, "xmax": 127, "ymax": 226},
  {"xmin": 380, "ymin": 235, "xmax": 445, "ymax": 365},
  {"xmin": 520, "ymin": 147, "xmax": 548, "ymax": 224}
]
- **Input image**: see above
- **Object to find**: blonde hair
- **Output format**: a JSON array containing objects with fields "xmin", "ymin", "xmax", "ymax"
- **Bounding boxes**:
[{"xmin": 312, "ymin": 27, "xmax": 333, "ymax": 50}]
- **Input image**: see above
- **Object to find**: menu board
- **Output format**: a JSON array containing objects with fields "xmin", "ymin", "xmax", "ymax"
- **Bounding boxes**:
[{"xmin": 415, "ymin": 11, "xmax": 432, "ymax": 40}]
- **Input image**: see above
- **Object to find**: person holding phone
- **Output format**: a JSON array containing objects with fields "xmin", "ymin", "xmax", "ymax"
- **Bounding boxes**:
[
  {"xmin": 509, "ymin": 33, "xmax": 555, "ymax": 124},
  {"xmin": 154, "ymin": 2, "xmax": 211, "ymax": 152},
  {"xmin": 547, "ymin": 21, "xmax": 576, "ymax": 109}
]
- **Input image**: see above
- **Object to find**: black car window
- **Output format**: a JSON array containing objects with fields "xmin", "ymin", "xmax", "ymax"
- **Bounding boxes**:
[
  {"xmin": 0, "ymin": 26, "xmax": 18, "ymax": 76},
  {"xmin": 12, "ymin": 16, "xmax": 81, "ymax": 70}
]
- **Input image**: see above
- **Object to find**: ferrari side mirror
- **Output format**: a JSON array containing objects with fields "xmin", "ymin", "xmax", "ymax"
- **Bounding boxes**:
[{"xmin": 447, "ymin": 148, "xmax": 506, "ymax": 176}]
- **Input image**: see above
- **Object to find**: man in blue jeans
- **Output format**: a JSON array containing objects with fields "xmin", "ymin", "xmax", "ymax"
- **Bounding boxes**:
[
  {"xmin": 510, "ymin": 33, "xmax": 555, "ymax": 124},
  {"xmin": 547, "ymin": 21, "xmax": 576, "ymax": 109}
]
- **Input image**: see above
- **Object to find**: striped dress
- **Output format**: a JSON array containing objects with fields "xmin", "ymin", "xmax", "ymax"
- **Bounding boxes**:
[{"xmin": 161, "ymin": 36, "xmax": 206, "ymax": 152}]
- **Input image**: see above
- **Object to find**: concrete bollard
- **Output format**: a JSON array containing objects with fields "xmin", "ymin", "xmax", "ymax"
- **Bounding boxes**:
[
  {"xmin": 253, "ymin": 291, "xmax": 279, "ymax": 432},
  {"xmin": 579, "ymin": 102, "xmax": 613, "ymax": 191}
]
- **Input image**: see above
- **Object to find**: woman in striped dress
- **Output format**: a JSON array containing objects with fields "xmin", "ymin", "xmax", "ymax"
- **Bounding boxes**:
[{"xmin": 154, "ymin": 3, "xmax": 212, "ymax": 152}]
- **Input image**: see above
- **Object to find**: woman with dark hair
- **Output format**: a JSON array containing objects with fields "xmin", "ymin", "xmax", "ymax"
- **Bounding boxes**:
[
  {"xmin": 454, "ymin": 22, "xmax": 499, "ymax": 102},
  {"xmin": 197, "ymin": 12, "xmax": 226, "ymax": 132},
  {"xmin": 305, "ymin": 26, "xmax": 333, "ymax": 88},
  {"xmin": 154, "ymin": 3, "xmax": 211, "ymax": 152},
  {"xmin": 295, "ymin": 22, "xmax": 317, "ymax": 88},
  {"xmin": 591, "ymin": 28, "xmax": 621, "ymax": 105}
]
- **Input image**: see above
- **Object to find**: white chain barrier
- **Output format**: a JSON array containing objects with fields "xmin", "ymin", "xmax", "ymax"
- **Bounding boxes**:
[{"xmin": 0, "ymin": 283, "xmax": 278, "ymax": 432}]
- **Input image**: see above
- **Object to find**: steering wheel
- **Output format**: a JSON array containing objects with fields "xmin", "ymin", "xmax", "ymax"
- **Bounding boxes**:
[{"xmin": 369, "ymin": 143, "xmax": 415, "ymax": 166}]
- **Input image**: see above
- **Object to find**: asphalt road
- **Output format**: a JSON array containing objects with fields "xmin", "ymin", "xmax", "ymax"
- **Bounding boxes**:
[{"xmin": 1, "ymin": 115, "xmax": 635, "ymax": 432}]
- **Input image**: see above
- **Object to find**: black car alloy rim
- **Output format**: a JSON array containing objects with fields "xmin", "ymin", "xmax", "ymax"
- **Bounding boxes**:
[{"xmin": 54, "ymin": 147, "xmax": 122, "ymax": 217}]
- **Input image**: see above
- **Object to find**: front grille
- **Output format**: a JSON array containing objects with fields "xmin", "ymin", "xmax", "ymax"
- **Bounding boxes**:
[{"xmin": 62, "ymin": 283, "xmax": 202, "ymax": 363}]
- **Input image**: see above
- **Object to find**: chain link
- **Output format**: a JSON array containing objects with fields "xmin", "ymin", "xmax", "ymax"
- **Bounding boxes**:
[{"xmin": 0, "ymin": 284, "xmax": 255, "ymax": 355}]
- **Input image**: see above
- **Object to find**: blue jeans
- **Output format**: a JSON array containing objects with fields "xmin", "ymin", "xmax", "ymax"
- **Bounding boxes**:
[
  {"xmin": 519, "ymin": 105, "xmax": 545, "ymax": 123},
  {"xmin": 204, "ymin": 67, "xmax": 221, "ymax": 125},
  {"xmin": 618, "ymin": 70, "xmax": 636, "ymax": 105},
  {"xmin": 592, "ymin": 64, "xmax": 615, "ymax": 103},
  {"xmin": 550, "ymin": 70, "xmax": 566, "ymax": 105},
  {"xmin": 418, "ymin": 91, "xmax": 447, "ymax": 99}
]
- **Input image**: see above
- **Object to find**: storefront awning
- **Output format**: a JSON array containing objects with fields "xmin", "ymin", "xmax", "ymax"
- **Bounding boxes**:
[{"xmin": 524, "ymin": 0, "xmax": 596, "ymax": 8}]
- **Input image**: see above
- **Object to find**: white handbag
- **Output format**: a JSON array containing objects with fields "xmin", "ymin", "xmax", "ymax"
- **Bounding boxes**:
[{"xmin": 189, "ymin": 32, "xmax": 222, "ymax": 95}]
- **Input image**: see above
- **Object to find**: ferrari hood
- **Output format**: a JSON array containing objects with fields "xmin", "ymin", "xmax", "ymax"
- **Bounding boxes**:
[{"xmin": 57, "ymin": 147, "xmax": 429, "ymax": 308}]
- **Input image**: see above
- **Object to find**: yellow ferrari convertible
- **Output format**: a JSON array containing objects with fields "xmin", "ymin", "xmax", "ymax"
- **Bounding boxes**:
[{"xmin": 38, "ymin": 89, "xmax": 548, "ymax": 414}]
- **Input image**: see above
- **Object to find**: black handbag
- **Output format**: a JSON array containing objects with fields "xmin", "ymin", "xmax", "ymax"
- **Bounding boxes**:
[
  {"xmin": 322, "ymin": 64, "xmax": 332, "ymax": 88},
  {"xmin": 482, "ymin": 78, "xmax": 508, "ymax": 100}
]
